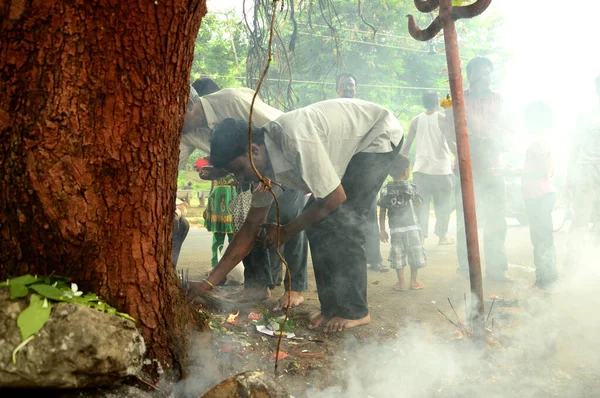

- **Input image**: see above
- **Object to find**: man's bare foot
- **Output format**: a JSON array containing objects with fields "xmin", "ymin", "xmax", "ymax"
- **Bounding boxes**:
[
  {"xmin": 308, "ymin": 313, "xmax": 329, "ymax": 329},
  {"xmin": 324, "ymin": 314, "xmax": 371, "ymax": 333},
  {"xmin": 273, "ymin": 291, "xmax": 305, "ymax": 311},
  {"xmin": 226, "ymin": 287, "xmax": 271, "ymax": 302}
]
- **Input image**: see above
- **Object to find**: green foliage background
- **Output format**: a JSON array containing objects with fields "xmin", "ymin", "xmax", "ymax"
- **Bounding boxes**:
[
  {"xmin": 191, "ymin": 1, "xmax": 506, "ymax": 122},
  {"xmin": 180, "ymin": 1, "xmax": 508, "ymax": 179}
]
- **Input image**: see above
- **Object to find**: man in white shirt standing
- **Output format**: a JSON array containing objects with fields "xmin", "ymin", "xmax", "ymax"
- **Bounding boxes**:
[
  {"xmin": 181, "ymin": 87, "xmax": 309, "ymax": 311},
  {"xmin": 402, "ymin": 91, "xmax": 455, "ymax": 245},
  {"xmin": 566, "ymin": 75, "xmax": 600, "ymax": 267},
  {"xmin": 187, "ymin": 98, "xmax": 403, "ymax": 332}
]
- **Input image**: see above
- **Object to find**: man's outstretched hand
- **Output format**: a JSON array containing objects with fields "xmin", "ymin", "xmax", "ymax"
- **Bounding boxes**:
[
  {"xmin": 186, "ymin": 280, "xmax": 213, "ymax": 300},
  {"xmin": 260, "ymin": 223, "xmax": 292, "ymax": 249}
]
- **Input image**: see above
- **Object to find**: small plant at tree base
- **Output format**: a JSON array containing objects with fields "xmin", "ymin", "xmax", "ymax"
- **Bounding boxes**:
[{"xmin": 4, "ymin": 274, "xmax": 135, "ymax": 364}]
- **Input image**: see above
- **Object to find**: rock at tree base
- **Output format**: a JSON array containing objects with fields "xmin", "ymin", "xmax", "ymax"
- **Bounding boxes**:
[
  {"xmin": 56, "ymin": 385, "xmax": 154, "ymax": 398},
  {"xmin": 0, "ymin": 288, "xmax": 146, "ymax": 388},
  {"xmin": 201, "ymin": 371, "xmax": 290, "ymax": 397}
]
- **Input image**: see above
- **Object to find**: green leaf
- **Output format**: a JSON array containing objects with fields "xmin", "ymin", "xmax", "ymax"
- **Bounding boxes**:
[
  {"xmin": 82, "ymin": 293, "xmax": 99, "ymax": 301},
  {"xmin": 9, "ymin": 275, "xmax": 38, "ymax": 286},
  {"xmin": 116, "ymin": 312, "xmax": 136, "ymax": 322},
  {"xmin": 29, "ymin": 283, "xmax": 67, "ymax": 301},
  {"xmin": 9, "ymin": 283, "xmax": 29, "ymax": 300},
  {"xmin": 17, "ymin": 294, "xmax": 51, "ymax": 341}
]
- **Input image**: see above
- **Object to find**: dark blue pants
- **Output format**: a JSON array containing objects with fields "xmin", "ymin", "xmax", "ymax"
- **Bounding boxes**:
[
  {"xmin": 172, "ymin": 216, "xmax": 190, "ymax": 268},
  {"xmin": 306, "ymin": 150, "xmax": 397, "ymax": 319},
  {"xmin": 243, "ymin": 188, "xmax": 309, "ymax": 292},
  {"xmin": 526, "ymin": 193, "xmax": 557, "ymax": 287}
]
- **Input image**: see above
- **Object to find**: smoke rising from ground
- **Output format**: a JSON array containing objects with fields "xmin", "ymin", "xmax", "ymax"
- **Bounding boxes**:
[{"xmin": 305, "ymin": 246, "xmax": 600, "ymax": 398}]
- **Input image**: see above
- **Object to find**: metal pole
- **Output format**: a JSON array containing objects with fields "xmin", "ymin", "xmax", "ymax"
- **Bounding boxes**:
[{"xmin": 439, "ymin": 0, "xmax": 485, "ymax": 336}]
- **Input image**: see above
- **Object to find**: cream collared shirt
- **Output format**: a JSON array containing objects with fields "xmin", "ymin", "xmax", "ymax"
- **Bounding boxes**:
[
  {"xmin": 251, "ymin": 98, "xmax": 403, "ymax": 207},
  {"xmin": 179, "ymin": 88, "xmax": 284, "ymax": 169}
]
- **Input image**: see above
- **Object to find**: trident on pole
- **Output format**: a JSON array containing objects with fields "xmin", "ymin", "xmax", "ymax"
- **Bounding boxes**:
[{"xmin": 407, "ymin": 0, "xmax": 492, "ymax": 338}]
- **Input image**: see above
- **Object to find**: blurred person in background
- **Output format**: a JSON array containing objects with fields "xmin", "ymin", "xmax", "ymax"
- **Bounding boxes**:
[
  {"xmin": 402, "ymin": 91, "xmax": 455, "ymax": 246},
  {"xmin": 566, "ymin": 75, "xmax": 600, "ymax": 268},
  {"xmin": 522, "ymin": 101, "xmax": 558, "ymax": 289},
  {"xmin": 446, "ymin": 56, "xmax": 512, "ymax": 282}
]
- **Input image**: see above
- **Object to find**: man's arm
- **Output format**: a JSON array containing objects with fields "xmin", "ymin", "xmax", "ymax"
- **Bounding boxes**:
[
  {"xmin": 205, "ymin": 205, "xmax": 269, "ymax": 286},
  {"xmin": 178, "ymin": 140, "xmax": 196, "ymax": 170},
  {"xmin": 566, "ymin": 116, "xmax": 585, "ymax": 193},
  {"xmin": 379, "ymin": 206, "xmax": 389, "ymax": 243},
  {"xmin": 438, "ymin": 112, "xmax": 457, "ymax": 156},
  {"xmin": 400, "ymin": 118, "xmax": 418, "ymax": 157},
  {"xmin": 282, "ymin": 185, "xmax": 346, "ymax": 238}
]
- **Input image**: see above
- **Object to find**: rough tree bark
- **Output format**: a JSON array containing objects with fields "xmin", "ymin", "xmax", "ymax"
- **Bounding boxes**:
[{"xmin": 0, "ymin": 0, "xmax": 206, "ymax": 380}]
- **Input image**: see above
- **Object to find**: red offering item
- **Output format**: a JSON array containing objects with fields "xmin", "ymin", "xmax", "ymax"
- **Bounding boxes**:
[
  {"xmin": 195, "ymin": 157, "xmax": 210, "ymax": 171},
  {"xmin": 248, "ymin": 312, "xmax": 261, "ymax": 321},
  {"xmin": 270, "ymin": 351, "xmax": 288, "ymax": 361}
]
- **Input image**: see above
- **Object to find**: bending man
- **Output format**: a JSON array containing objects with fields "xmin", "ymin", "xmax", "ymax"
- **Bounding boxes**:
[
  {"xmin": 187, "ymin": 98, "xmax": 403, "ymax": 332},
  {"xmin": 182, "ymin": 86, "xmax": 308, "ymax": 311}
]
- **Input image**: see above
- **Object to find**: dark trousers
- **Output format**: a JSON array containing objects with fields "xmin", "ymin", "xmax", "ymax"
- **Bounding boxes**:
[
  {"xmin": 456, "ymin": 174, "xmax": 508, "ymax": 277},
  {"xmin": 306, "ymin": 150, "xmax": 397, "ymax": 319},
  {"xmin": 365, "ymin": 201, "xmax": 383, "ymax": 265},
  {"xmin": 413, "ymin": 172, "xmax": 452, "ymax": 239},
  {"xmin": 567, "ymin": 164, "xmax": 600, "ymax": 267},
  {"xmin": 525, "ymin": 193, "xmax": 557, "ymax": 286},
  {"xmin": 243, "ymin": 188, "xmax": 309, "ymax": 292},
  {"xmin": 172, "ymin": 216, "xmax": 190, "ymax": 268}
]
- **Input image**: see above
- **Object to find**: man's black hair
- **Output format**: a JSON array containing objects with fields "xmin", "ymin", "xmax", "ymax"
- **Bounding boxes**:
[
  {"xmin": 466, "ymin": 57, "xmax": 494, "ymax": 77},
  {"xmin": 336, "ymin": 73, "xmax": 358, "ymax": 90},
  {"xmin": 192, "ymin": 78, "xmax": 221, "ymax": 97},
  {"xmin": 421, "ymin": 91, "xmax": 439, "ymax": 110},
  {"xmin": 209, "ymin": 118, "xmax": 265, "ymax": 169},
  {"xmin": 389, "ymin": 154, "xmax": 410, "ymax": 177}
]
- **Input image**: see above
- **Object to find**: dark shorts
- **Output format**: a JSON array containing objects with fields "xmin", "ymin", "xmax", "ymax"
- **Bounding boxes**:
[{"xmin": 389, "ymin": 230, "xmax": 426, "ymax": 270}]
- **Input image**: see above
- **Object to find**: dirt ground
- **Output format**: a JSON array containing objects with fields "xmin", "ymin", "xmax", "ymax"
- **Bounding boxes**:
[{"xmin": 177, "ymin": 209, "xmax": 600, "ymax": 397}]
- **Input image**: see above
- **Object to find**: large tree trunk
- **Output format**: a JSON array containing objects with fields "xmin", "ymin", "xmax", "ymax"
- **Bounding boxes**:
[{"xmin": 0, "ymin": 0, "xmax": 206, "ymax": 380}]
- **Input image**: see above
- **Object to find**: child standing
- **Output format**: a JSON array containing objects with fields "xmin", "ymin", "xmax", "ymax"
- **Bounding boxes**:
[
  {"xmin": 379, "ymin": 154, "xmax": 427, "ymax": 291},
  {"xmin": 204, "ymin": 174, "xmax": 237, "ymax": 268},
  {"xmin": 522, "ymin": 101, "xmax": 558, "ymax": 289}
]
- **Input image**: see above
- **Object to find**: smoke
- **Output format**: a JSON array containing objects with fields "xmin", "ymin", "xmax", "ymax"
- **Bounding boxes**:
[
  {"xmin": 303, "ymin": 246, "xmax": 600, "ymax": 398},
  {"xmin": 172, "ymin": 332, "xmax": 224, "ymax": 397}
]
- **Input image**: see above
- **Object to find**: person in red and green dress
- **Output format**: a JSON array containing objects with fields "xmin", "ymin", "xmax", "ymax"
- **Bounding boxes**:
[{"xmin": 204, "ymin": 174, "xmax": 237, "ymax": 267}]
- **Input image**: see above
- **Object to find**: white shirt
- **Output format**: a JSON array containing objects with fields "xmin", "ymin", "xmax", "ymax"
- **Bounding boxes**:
[
  {"xmin": 575, "ymin": 103, "xmax": 600, "ymax": 166},
  {"xmin": 252, "ymin": 98, "xmax": 403, "ymax": 207},
  {"xmin": 412, "ymin": 112, "xmax": 452, "ymax": 175},
  {"xmin": 179, "ymin": 88, "xmax": 283, "ymax": 169}
]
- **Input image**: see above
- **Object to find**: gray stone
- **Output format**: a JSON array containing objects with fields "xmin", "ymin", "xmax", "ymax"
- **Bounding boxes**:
[
  {"xmin": 56, "ymin": 385, "xmax": 154, "ymax": 398},
  {"xmin": 0, "ymin": 287, "xmax": 146, "ymax": 388},
  {"xmin": 202, "ymin": 371, "xmax": 290, "ymax": 397}
]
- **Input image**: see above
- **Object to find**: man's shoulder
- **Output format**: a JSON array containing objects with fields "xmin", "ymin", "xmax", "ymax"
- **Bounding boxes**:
[{"xmin": 204, "ymin": 87, "xmax": 255, "ymax": 102}]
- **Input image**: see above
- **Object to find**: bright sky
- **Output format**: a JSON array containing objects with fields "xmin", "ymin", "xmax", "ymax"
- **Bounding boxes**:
[
  {"xmin": 495, "ymin": 0, "xmax": 600, "ymax": 161},
  {"xmin": 207, "ymin": 0, "xmax": 244, "ymax": 16}
]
